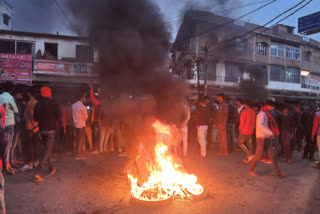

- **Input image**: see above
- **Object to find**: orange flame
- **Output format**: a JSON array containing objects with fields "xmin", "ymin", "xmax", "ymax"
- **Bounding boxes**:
[{"xmin": 128, "ymin": 121, "xmax": 204, "ymax": 201}]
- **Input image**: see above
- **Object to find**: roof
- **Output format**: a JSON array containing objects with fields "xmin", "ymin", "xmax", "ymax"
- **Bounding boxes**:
[
  {"xmin": 173, "ymin": 10, "xmax": 320, "ymax": 51},
  {"xmin": 0, "ymin": 29, "xmax": 88, "ymax": 41}
]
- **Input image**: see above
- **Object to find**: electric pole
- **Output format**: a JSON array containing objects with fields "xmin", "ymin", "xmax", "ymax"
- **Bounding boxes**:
[{"xmin": 203, "ymin": 44, "xmax": 208, "ymax": 96}]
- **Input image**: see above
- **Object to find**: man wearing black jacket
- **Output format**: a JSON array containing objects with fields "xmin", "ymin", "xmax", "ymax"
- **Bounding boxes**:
[
  {"xmin": 33, "ymin": 86, "xmax": 60, "ymax": 182},
  {"xmin": 194, "ymin": 97, "xmax": 211, "ymax": 158},
  {"xmin": 302, "ymin": 104, "xmax": 317, "ymax": 161}
]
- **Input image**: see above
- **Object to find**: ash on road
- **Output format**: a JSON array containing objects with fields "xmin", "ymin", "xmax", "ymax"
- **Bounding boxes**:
[{"xmin": 5, "ymin": 148, "xmax": 320, "ymax": 214}]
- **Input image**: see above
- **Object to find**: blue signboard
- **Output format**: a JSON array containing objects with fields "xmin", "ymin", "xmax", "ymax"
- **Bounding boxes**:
[{"xmin": 298, "ymin": 11, "xmax": 320, "ymax": 35}]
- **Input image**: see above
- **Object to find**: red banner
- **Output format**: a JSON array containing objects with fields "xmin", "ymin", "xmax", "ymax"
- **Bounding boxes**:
[
  {"xmin": 33, "ymin": 59, "xmax": 70, "ymax": 75},
  {"xmin": 0, "ymin": 54, "xmax": 32, "ymax": 84}
]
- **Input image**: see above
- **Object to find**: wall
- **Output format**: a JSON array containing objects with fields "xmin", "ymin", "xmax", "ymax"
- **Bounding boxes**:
[{"xmin": 0, "ymin": 33, "xmax": 99, "ymax": 61}]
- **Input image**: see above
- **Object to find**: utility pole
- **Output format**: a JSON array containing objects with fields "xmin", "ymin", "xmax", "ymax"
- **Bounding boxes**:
[
  {"xmin": 194, "ymin": 56, "xmax": 201, "ymax": 99},
  {"xmin": 203, "ymin": 44, "xmax": 208, "ymax": 96}
]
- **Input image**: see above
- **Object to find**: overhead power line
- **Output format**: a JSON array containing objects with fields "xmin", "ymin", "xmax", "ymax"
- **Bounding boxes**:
[
  {"xmin": 53, "ymin": 0, "xmax": 73, "ymax": 26},
  {"xmin": 165, "ymin": 0, "xmax": 273, "ymax": 24},
  {"xmin": 208, "ymin": 0, "xmax": 313, "ymax": 54},
  {"xmin": 174, "ymin": 0, "xmax": 277, "ymax": 46},
  {"xmin": 209, "ymin": 0, "xmax": 308, "ymax": 49}
]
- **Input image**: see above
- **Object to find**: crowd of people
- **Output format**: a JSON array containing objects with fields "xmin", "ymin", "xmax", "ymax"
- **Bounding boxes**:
[
  {"xmin": 186, "ymin": 93, "xmax": 320, "ymax": 178},
  {"xmin": 1, "ymin": 81, "xmax": 320, "ymax": 212}
]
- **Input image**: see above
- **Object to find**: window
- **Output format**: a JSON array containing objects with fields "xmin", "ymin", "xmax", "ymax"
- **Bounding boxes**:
[
  {"xmin": 76, "ymin": 45, "xmax": 93, "ymax": 62},
  {"xmin": 16, "ymin": 42, "xmax": 34, "ymax": 56},
  {"xmin": 235, "ymin": 39, "xmax": 245, "ymax": 52},
  {"xmin": 270, "ymin": 65, "xmax": 285, "ymax": 82},
  {"xmin": 0, "ymin": 40, "xmax": 15, "ymax": 54},
  {"xmin": 286, "ymin": 47, "xmax": 300, "ymax": 60},
  {"xmin": 270, "ymin": 65, "xmax": 300, "ymax": 83},
  {"xmin": 257, "ymin": 42, "xmax": 267, "ymax": 55},
  {"xmin": 44, "ymin": 43, "xmax": 58, "ymax": 60},
  {"xmin": 271, "ymin": 45, "xmax": 284, "ymax": 57},
  {"xmin": 225, "ymin": 63, "xmax": 242, "ymax": 82},
  {"xmin": 2, "ymin": 14, "xmax": 10, "ymax": 26},
  {"xmin": 286, "ymin": 67, "xmax": 300, "ymax": 83},
  {"xmin": 303, "ymin": 51, "xmax": 312, "ymax": 62}
]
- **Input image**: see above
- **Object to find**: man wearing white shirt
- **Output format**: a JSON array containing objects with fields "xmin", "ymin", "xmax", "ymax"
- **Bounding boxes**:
[{"xmin": 72, "ymin": 94, "xmax": 88, "ymax": 159}]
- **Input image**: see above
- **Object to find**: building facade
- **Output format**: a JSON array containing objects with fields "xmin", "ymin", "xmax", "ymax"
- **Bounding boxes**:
[
  {"xmin": 0, "ymin": 0, "xmax": 14, "ymax": 30},
  {"xmin": 171, "ymin": 10, "xmax": 320, "ymax": 101},
  {"xmin": 0, "ymin": 30, "xmax": 99, "ymax": 86}
]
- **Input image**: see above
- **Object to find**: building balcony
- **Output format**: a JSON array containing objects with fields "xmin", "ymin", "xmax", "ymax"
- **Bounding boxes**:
[{"xmin": 184, "ymin": 75, "xmax": 240, "ymax": 87}]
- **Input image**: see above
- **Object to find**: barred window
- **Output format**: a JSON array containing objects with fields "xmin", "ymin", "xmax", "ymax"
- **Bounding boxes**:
[
  {"xmin": 286, "ymin": 67, "xmax": 300, "ymax": 83},
  {"xmin": 270, "ymin": 65, "xmax": 285, "ymax": 82},
  {"xmin": 235, "ymin": 38, "xmax": 245, "ymax": 52},
  {"xmin": 270, "ymin": 65, "xmax": 300, "ymax": 83},
  {"xmin": 257, "ymin": 42, "xmax": 267, "ymax": 55}
]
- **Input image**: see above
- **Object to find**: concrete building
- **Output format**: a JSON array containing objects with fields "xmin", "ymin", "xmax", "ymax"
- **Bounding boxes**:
[
  {"xmin": 171, "ymin": 10, "xmax": 320, "ymax": 101},
  {"xmin": 0, "ymin": 0, "xmax": 14, "ymax": 30},
  {"xmin": 0, "ymin": 29, "xmax": 99, "ymax": 86}
]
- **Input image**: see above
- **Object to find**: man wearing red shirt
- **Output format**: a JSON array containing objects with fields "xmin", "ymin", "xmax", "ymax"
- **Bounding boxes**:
[{"xmin": 238, "ymin": 100, "xmax": 256, "ymax": 164}]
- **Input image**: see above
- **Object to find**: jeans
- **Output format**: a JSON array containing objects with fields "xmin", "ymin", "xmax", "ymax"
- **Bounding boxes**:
[
  {"xmin": 4, "ymin": 126, "xmax": 14, "ymax": 164},
  {"xmin": 11, "ymin": 127, "xmax": 23, "ymax": 163},
  {"xmin": 197, "ymin": 125, "xmax": 208, "ymax": 157},
  {"xmin": 217, "ymin": 127, "xmax": 228, "ymax": 155},
  {"xmin": 303, "ymin": 134, "xmax": 316, "ymax": 160},
  {"xmin": 181, "ymin": 127, "xmax": 188, "ymax": 157},
  {"xmin": 99, "ymin": 125, "xmax": 113, "ymax": 153},
  {"xmin": 92, "ymin": 122, "xmax": 100, "ymax": 149},
  {"xmin": 281, "ymin": 132, "xmax": 293, "ymax": 161},
  {"xmin": 85, "ymin": 126, "xmax": 93, "ymax": 151},
  {"xmin": 74, "ymin": 128, "xmax": 86, "ymax": 155},
  {"xmin": 249, "ymin": 138, "xmax": 280, "ymax": 175},
  {"xmin": 25, "ymin": 130, "xmax": 40, "ymax": 163},
  {"xmin": 238, "ymin": 134, "xmax": 252, "ymax": 157},
  {"xmin": 226, "ymin": 124, "xmax": 234, "ymax": 152},
  {"xmin": 0, "ymin": 171, "xmax": 5, "ymax": 214},
  {"xmin": 39, "ymin": 132, "xmax": 55, "ymax": 174},
  {"xmin": 62, "ymin": 126, "xmax": 74, "ymax": 152}
]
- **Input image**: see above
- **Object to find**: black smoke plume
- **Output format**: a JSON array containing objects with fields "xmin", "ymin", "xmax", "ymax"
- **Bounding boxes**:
[{"xmin": 67, "ymin": 0, "xmax": 191, "ymax": 177}]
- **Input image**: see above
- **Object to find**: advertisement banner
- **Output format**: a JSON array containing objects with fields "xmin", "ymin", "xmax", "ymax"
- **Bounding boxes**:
[
  {"xmin": 308, "ymin": 74, "xmax": 320, "ymax": 85},
  {"xmin": 0, "ymin": 54, "xmax": 32, "ymax": 84},
  {"xmin": 33, "ymin": 59, "xmax": 70, "ymax": 75}
]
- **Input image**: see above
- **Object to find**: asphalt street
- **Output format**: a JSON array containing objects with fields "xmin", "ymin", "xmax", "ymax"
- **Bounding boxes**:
[{"xmin": 4, "ymin": 147, "xmax": 320, "ymax": 214}]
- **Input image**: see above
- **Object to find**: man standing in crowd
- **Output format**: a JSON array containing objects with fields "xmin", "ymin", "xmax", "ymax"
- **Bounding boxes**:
[
  {"xmin": 180, "ymin": 100, "xmax": 190, "ymax": 158},
  {"xmin": 216, "ymin": 93, "xmax": 228, "ymax": 156},
  {"xmin": 248, "ymin": 101, "xmax": 287, "ymax": 178},
  {"xmin": 21, "ymin": 87, "xmax": 40, "ymax": 172},
  {"xmin": 279, "ymin": 105, "xmax": 294, "ymax": 164},
  {"xmin": 302, "ymin": 104, "xmax": 317, "ymax": 161},
  {"xmin": 194, "ymin": 97, "xmax": 211, "ymax": 158},
  {"xmin": 90, "ymin": 84, "xmax": 101, "ymax": 151},
  {"xmin": 72, "ymin": 93, "xmax": 88, "ymax": 159},
  {"xmin": 311, "ymin": 107, "xmax": 320, "ymax": 168},
  {"xmin": 61, "ymin": 99, "xmax": 74, "ymax": 152},
  {"xmin": 238, "ymin": 100, "xmax": 256, "ymax": 164},
  {"xmin": 33, "ymin": 86, "xmax": 60, "ymax": 182},
  {"xmin": 235, "ymin": 98, "xmax": 244, "ymax": 138},
  {"xmin": 226, "ymin": 98, "xmax": 237, "ymax": 153},
  {"xmin": 0, "ymin": 82, "xmax": 18, "ymax": 175},
  {"xmin": 11, "ymin": 90, "xmax": 25, "ymax": 166}
]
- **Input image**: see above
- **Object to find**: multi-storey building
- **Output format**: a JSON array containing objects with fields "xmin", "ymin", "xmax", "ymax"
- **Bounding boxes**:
[{"xmin": 171, "ymin": 10, "xmax": 320, "ymax": 101}]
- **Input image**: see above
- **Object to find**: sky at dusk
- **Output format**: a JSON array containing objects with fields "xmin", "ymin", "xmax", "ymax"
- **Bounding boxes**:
[{"xmin": 5, "ymin": 0, "xmax": 320, "ymax": 41}]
